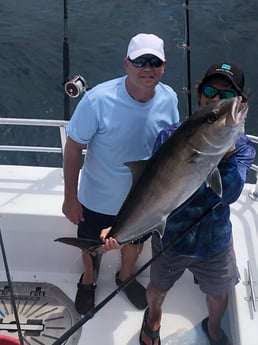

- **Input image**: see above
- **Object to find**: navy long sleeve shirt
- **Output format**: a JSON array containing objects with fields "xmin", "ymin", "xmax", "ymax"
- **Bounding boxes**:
[{"xmin": 153, "ymin": 123, "xmax": 256, "ymax": 258}]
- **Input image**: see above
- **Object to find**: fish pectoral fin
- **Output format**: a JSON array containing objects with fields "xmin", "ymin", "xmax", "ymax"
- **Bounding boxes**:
[
  {"xmin": 154, "ymin": 217, "xmax": 168, "ymax": 238},
  {"xmin": 55, "ymin": 237, "xmax": 103, "ymax": 253},
  {"xmin": 124, "ymin": 159, "xmax": 149, "ymax": 188},
  {"xmin": 206, "ymin": 168, "xmax": 223, "ymax": 197}
]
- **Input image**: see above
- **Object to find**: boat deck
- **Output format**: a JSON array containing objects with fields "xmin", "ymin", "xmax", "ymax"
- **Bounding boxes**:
[
  {"xmin": 0, "ymin": 165, "xmax": 239, "ymax": 345},
  {"xmin": 0, "ymin": 119, "xmax": 257, "ymax": 344}
]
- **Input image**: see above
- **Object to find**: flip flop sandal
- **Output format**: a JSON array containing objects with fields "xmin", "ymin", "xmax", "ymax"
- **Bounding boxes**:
[
  {"xmin": 201, "ymin": 317, "xmax": 229, "ymax": 345},
  {"xmin": 139, "ymin": 308, "xmax": 161, "ymax": 345}
]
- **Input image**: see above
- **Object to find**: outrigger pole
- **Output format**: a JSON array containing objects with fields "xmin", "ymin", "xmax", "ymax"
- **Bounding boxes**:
[
  {"xmin": 0, "ymin": 229, "xmax": 24, "ymax": 345},
  {"xmin": 63, "ymin": 0, "xmax": 70, "ymax": 120},
  {"xmin": 183, "ymin": 0, "xmax": 192, "ymax": 116}
]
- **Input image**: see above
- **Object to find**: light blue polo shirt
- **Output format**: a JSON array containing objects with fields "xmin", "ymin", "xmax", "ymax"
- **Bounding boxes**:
[{"xmin": 67, "ymin": 75, "xmax": 179, "ymax": 215}]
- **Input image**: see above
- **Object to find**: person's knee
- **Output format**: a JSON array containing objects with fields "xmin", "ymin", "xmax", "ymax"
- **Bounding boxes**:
[{"xmin": 206, "ymin": 292, "xmax": 228, "ymax": 303}]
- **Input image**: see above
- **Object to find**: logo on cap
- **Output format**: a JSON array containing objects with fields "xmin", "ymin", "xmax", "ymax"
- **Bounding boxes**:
[{"xmin": 221, "ymin": 63, "xmax": 232, "ymax": 71}]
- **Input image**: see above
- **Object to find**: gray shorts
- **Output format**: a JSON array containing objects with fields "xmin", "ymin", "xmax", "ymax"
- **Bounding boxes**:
[{"xmin": 150, "ymin": 234, "xmax": 240, "ymax": 295}]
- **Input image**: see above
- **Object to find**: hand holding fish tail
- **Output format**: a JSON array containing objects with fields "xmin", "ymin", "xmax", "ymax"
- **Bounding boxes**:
[
  {"xmin": 100, "ymin": 226, "xmax": 112, "ymax": 241},
  {"xmin": 100, "ymin": 227, "xmax": 122, "ymax": 252}
]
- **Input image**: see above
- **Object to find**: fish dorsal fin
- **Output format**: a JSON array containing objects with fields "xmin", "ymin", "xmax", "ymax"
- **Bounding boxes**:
[
  {"xmin": 124, "ymin": 160, "xmax": 149, "ymax": 188},
  {"xmin": 206, "ymin": 167, "xmax": 223, "ymax": 197}
]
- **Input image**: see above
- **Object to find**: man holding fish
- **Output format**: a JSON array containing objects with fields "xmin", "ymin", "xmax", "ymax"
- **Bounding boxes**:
[
  {"xmin": 102, "ymin": 62, "xmax": 256, "ymax": 345},
  {"xmin": 62, "ymin": 33, "xmax": 179, "ymax": 314},
  {"xmin": 137, "ymin": 63, "xmax": 256, "ymax": 345}
]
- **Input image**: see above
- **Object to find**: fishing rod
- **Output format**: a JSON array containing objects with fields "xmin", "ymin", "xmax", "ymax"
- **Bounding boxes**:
[
  {"xmin": 0, "ymin": 229, "xmax": 24, "ymax": 345},
  {"xmin": 63, "ymin": 1, "xmax": 88, "ymax": 104},
  {"xmin": 183, "ymin": 0, "xmax": 192, "ymax": 116},
  {"xmin": 52, "ymin": 200, "xmax": 221, "ymax": 345},
  {"xmin": 63, "ymin": 0, "xmax": 70, "ymax": 120}
]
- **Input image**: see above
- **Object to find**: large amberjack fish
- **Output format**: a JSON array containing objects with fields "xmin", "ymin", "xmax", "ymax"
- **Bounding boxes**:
[{"xmin": 56, "ymin": 96, "xmax": 248, "ymax": 251}]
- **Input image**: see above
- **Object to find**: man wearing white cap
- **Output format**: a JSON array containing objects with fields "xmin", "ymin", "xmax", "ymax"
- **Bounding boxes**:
[{"xmin": 62, "ymin": 33, "xmax": 179, "ymax": 314}]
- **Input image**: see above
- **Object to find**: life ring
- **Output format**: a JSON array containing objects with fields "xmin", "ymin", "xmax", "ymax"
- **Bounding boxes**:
[{"xmin": 0, "ymin": 335, "xmax": 21, "ymax": 345}]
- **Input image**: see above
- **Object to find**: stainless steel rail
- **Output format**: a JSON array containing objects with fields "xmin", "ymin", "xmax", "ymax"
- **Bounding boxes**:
[
  {"xmin": 0, "ymin": 118, "xmax": 68, "ymax": 155},
  {"xmin": 0, "ymin": 118, "xmax": 257, "ymax": 196},
  {"xmin": 244, "ymin": 260, "xmax": 258, "ymax": 312}
]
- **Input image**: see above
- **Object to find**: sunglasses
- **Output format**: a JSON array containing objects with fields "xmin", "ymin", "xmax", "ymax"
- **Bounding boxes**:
[
  {"xmin": 202, "ymin": 85, "xmax": 237, "ymax": 99},
  {"xmin": 128, "ymin": 56, "xmax": 163, "ymax": 68}
]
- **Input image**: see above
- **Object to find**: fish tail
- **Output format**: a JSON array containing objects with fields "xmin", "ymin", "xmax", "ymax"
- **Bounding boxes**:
[{"xmin": 54, "ymin": 237, "xmax": 103, "ymax": 253}]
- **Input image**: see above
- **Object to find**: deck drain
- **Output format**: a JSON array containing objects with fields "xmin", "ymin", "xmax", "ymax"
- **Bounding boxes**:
[{"xmin": 0, "ymin": 282, "xmax": 81, "ymax": 345}]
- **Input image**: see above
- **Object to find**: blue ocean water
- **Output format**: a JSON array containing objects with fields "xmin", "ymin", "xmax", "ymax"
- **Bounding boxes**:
[{"xmin": 0, "ymin": 0, "xmax": 257, "ymax": 177}]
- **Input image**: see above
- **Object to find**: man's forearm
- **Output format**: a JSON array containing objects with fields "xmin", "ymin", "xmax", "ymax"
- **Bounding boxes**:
[{"xmin": 63, "ymin": 142, "xmax": 83, "ymax": 199}]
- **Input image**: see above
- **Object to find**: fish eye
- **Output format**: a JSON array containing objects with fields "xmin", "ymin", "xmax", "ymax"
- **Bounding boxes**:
[{"xmin": 207, "ymin": 112, "xmax": 218, "ymax": 123}]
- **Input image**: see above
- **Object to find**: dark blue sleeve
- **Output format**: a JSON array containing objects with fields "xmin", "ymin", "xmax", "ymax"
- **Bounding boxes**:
[
  {"xmin": 218, "ymin": 157, "xmax": 244, "ymax": 204},
  {"xmin": 152, "ymin": 122, "xmax": 181, "ymax": 155},
  {"xmin": 218, "ymin": 134, "xmax": 256, "ymax": 204},
  {"xmin": 234, "ymin": 134, "xmax": 256, "ymax": 181}
]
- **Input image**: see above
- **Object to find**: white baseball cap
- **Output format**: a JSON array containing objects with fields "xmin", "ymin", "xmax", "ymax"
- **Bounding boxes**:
[{"xmin": 127, "ymin": 33, "xmax": 165, "ymax": 61}]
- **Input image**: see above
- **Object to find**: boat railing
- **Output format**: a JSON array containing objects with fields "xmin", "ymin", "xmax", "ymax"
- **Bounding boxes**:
[
  {"xmin": 0, "ymin": 117, "xmax": 258, "ymax": 198},
  {"xmin": 246, "ymin": 135, "xmax": 258, "ymax": 200},
  {"xmin": 0, "ymin": 117, "xmax": 68, "ymax": 155}
]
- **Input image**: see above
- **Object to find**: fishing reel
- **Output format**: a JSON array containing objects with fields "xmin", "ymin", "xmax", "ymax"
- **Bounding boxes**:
[{"xmin": 64, "ymin": 75, "xmax": 88, "ymax": 98}]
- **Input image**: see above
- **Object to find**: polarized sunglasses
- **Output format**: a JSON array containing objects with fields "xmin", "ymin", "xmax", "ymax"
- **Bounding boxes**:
[
  {"xmin": 128, "ymin": 56, "xmax": 163, "ymax": 68},
  {"xmin": 202, "ymin": 85, "xmax": 237, "ymax": 99}
]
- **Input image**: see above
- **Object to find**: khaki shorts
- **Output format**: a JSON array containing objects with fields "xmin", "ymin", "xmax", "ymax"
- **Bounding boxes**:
[{"xmin": 150, "ymin": 233, "xmax": 240, "ymax": 295}]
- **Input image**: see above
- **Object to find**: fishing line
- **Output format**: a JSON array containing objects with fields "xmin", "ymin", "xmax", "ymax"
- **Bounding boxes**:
[
  {"xmin": 52, "ymin": 200, "xmax": 221, "ymax": 345},
  {"xmin": 0, "ymin": 228, "xmax": 24, "ymax": 345},
  {"xmin": 183, "ymin": 0, "xmax": 192, "ymax": 117},
  {"xmin": 63, "ymin": 0, "xmax": 70, "ymax": 120}
]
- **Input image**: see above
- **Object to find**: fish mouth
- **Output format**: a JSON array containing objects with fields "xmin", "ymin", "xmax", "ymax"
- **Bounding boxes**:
[
  {"xmin": 228, "ymin": 96, "xmax": 248, "ymax": 126},
  {"xmin": 198, "ymin": 96, "xmax": 248, "ymax": 155}
]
